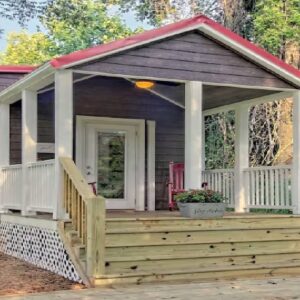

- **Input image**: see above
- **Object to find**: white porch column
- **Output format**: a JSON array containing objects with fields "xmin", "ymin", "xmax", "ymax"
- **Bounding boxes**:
[
  {"xmin": 234, "ymin": 104, "xmax": 249, "ymax": 213},
  {"xmin": 292, "ymin": 90, "xmax": 300, "ymax": 214},
  {"xmin": 21, "ymin": 89, "xmax": 38, "ymax": 216},
  {"xmin": 185, "ymin": 81, "xmax": 203, "ymax": 189},
  {"xmin": 54, "ymin": 70, "xmax": 73, "ymax": 219},
  {"xmin": 0, "ymin": 103, "xmax": 10, "ymax": 212},
  {"xmin": 0, "ymin": 104, "xmax": 10, "ymax": 166}
]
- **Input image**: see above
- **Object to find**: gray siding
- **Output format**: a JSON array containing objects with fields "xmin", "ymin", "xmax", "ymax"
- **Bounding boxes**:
[
  {"xmin": 0, "ymin": 73, "xmax": 26, "ymax": 92},
  {"xmin": 74, "ymin": 77, "xmax": 184, "ymax": 209},
  {"xmin": 75, "ymin": 32, "xmax": 295, "ymax": 89},
  {"xmin": 10, "ymin": 101, "xmax": 22, "ymax": 165},
  {"xmin": 9, "ymin": 91, "xmax": 55, "ymax": 164}
]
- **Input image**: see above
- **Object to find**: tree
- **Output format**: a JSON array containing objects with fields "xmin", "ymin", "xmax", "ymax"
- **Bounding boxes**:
[
  {"xmin": 0, "ymin": 0, "xmax": 48, "ymax": 35},
  {"xmin": 253, "ymin": 0, "xmax": 300, "ymax": 65},
  {"xmin": 108, "ymin": 0, "xmax": 223, "ymax": 27},
  {"xmin": 0, "ymin": 31, "xmax": 55, "ymax": 65},
  {"xmin": 40, "ymin": 0, "xmax": 138, "ymax": 55}
]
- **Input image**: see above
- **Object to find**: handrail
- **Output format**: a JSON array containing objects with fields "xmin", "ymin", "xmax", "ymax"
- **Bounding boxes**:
[
  {"xmin": 244, "ymin": 165, "xmax": 292, "ymax": 171},
  {"xmin": 59, "ymin": 157, "xmax": 106, "ymax": 279},
  {"xmin": 203, "ymin": 168, "xmax": 234, "ymax": 173},
  {"xmin": 60, "ymin": 157, "xmax": 94, "ymax": 199}
]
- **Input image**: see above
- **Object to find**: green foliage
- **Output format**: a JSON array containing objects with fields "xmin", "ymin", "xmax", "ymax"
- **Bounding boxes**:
[
  {"xmin": 253, "ymin": 0, "xmax": 300, "ymax": 59},
  {"xmin": 97, "ymin": 133, "xmax": 125, "ymax": 199},
  {"xmin": 204, "ymin": 110, "xmax": 235, "ymax": 169},
  {"xmin": 174, "ymin": 189, "xmax": 226, "ymax": 203},
  {"xmin": 0, "ymin": 31, "xmax": 55, "ymax": 65},
  {"xmin": 0, "ymin": 0, "xmax": 48, "ymax": 35},
  {"xmin": 40, "ymin": 0, "xmax": 139, "ymax": 55},
  {"xmin": 109, "ymin": 0, "xmax": 223, "ymax": 26}
]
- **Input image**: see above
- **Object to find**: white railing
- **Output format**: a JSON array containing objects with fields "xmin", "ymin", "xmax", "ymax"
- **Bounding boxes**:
[
  {"xmin": 0, "ymin": 160, "xmax": 55, "ymax": 214},
  {"xmin": 202, "ymin": 169, "xmax": 235, "ymax": 207},
  {"xmin": 244, "ymin": 165, "xmax": 292, "ymax": 209},
  {"xmin": 0, "ymin": 164, "xmax": 23, "ymax": 210},
  {"xmin": 27, "ymin": 160, "xmax": 55, "ymax": 213}
]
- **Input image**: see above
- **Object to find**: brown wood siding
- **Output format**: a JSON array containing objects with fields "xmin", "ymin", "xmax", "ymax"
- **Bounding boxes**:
[
  {"xmin": 0, "ymin": 73, "xmax": 26, "ymax": 92},
  {"xmin": 74, "ymin": 77, "xmax": 184, "ymax": 209},
  {"xmin": 75, "ymin": 32, "xmax": 295, "ymax": 89}
]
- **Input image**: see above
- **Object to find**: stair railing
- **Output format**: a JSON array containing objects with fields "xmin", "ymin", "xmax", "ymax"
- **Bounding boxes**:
[{"xmin": 59, "ymin": 157, "xmax": 106, "ymax": 279}]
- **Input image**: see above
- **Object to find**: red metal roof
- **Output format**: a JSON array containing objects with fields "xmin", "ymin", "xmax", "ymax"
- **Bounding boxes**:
[
  {"xmin": 50, "ymin": 15, "xmax": 300, "ymax": 80},
  {"xmin": 0, "ymin": 65, "xmax": 36, "ymax": 73}
]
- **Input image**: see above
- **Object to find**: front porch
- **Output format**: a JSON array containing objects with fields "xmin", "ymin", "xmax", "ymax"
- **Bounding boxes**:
[{"xmin": 0, "ymin": 76, "xmax": 298, "ymax": 216}]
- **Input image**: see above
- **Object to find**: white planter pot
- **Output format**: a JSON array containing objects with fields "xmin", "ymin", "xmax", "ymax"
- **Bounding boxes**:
[{"xmin": 177, "ymin": 202, "xmax": 226, "ymax": 218}]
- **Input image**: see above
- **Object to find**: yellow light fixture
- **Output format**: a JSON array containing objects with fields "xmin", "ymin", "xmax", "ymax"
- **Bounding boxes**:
[{"xmin": 135, "ymin": 80, "xmax": 154, "ymax": 89}]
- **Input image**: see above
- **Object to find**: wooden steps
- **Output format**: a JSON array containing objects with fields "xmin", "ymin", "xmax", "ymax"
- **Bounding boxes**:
[
  {"xmin": 95, "ymin": 216, "xmax": 300, "ymax": 286},
  {"xmin": 58, "ymin": 221, "xmax": 91, "ymax": 287}
]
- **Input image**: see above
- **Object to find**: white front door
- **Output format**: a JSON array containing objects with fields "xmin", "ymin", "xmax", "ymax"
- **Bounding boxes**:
[{"xmin": 85, "ymin": 123, "xmax": 136, "ymax": 209}]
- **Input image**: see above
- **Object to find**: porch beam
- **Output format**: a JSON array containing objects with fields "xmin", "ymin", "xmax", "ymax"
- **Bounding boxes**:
[
  {"xmin": 54, "ymin": 70, "xmax": 73, "ymax": 219},
  {"xmin": 234, "ymin": 104, "xmax": 249, "ymax": 213},
  {"xmin": 292, "ymin": 90, "xmax": 300, "ymax": 214},
  {"xmin": 185, "ymin": 81, "xmax": 203, "ymax": 189},
  {"xmin": 21, "ymin": 89, "xmax": 38, "ymax": 216}
]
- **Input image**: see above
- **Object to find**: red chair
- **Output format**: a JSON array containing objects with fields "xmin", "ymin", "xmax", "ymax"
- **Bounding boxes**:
[{"xmin": 167, "ymin": 162, "xmax": 185, "ymax": 210}]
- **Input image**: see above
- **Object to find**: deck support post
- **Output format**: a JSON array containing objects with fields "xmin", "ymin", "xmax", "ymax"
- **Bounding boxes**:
[
  {"xmin": 185, "ymin": 81, "xmax": 203, "ymax": 189},
  {"xmin": 234, "ymin": 104, "xmax": 249, "ymax": 213},
  {"xmin": 292, "ymin": 91, "xmax": 300, "ymax": 214},
  {"xmin": 0, "ymin": 103, "xmax": 10, "ymax": 212},
  {"xmin": 54, "ymin": 70, "xmax": 73, "ymax": 219},
  {"xmin": 21, "ymin": 89, "xmax": 38, "ymax": 216}
]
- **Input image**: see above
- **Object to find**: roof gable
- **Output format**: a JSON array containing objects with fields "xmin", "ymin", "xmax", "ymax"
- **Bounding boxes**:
[
  {"xmin": 50, "ymin": 15, "xmax": 300, "ymax": 87},
  {"xmin": 74, "ymin": 31, "xmax": 294, "ymax": 89}
]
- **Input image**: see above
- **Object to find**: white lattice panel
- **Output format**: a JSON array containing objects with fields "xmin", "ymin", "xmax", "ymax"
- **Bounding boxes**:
[{"xmin": 0, "ymin": 221, "xmax": 81, "ymax": 282}]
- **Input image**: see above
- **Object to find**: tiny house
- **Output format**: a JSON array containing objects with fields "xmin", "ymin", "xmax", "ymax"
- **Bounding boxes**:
[{"xmin": 1, "ymin": 15, "xmax": 300, "ymax": 286}]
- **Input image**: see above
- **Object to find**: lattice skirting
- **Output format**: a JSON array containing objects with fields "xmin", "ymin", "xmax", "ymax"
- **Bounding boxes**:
[{"xmin": 0, "ymin": 221, "xmax": 81, "ymax": 283}]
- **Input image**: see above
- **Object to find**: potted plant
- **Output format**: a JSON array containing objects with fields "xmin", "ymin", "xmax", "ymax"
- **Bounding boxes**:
[{"xmin": 175, "ymin": 189, "xmax": 227, "ymax": 218}]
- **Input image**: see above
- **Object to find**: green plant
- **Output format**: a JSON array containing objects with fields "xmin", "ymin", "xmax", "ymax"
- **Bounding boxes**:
[{"xmin": 174, "ymin": 189, "xmax": 226, "ymax": 204}]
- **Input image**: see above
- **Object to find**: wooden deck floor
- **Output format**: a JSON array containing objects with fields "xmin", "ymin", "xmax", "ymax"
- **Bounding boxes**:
[{"xmin": 106, "ymin": 210, "xmax": 295, "ymax": 219}]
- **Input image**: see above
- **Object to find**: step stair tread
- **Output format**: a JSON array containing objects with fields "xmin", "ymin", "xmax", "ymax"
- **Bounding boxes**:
[
  {"xmin": 96, "ymin": 261, "xmax": 300, "ymax": 279},
  {"xmin": 106, "ymin": 250, "xmax": 300, "ymax": 262},
  {"xmin": 106, "ymin": 226, "xmax": 300, "ymax": 234}
]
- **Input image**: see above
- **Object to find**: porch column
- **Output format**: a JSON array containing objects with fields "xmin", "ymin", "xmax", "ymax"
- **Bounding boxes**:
[
  {"xmin": 185, "ymin": 81, "xmax": 203, "ymax": 189},
  {"xmin": 0, "ymin": 103, "xmax": 10, "ymax": 212},
  {"xmin": 234, "ymin": 104, "xmax": 249, "ymax": 213},
  {"xmin": 292, "ymin": 90, "xmax": 300, "ymax": 214},
  {"xmin": 21, "ymin": 89, "xmax": 38, "ymax": 216},
  {"xmin": 54, "ymin": 70, "xmax": 73, "ymax": 219}
]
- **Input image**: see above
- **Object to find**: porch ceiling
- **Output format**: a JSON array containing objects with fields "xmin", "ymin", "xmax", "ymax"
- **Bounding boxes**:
[
  {"xmin": 152, "ymin": 81, "xmax": 279, "ymax": 110},
  {"xmin": 38, "ymin": 74, "xmax": 279, "ymax": 111}
]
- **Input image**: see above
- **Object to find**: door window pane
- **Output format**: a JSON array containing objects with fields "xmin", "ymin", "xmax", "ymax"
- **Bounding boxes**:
[{"xmin": 97, "ymin": 132, "xmax": 125, "ymax": 199}]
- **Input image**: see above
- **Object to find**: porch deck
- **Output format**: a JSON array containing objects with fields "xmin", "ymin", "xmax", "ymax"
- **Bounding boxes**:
[{"xmin": 105, "ymin": 210, "xmax": 294, "ymax": 219}]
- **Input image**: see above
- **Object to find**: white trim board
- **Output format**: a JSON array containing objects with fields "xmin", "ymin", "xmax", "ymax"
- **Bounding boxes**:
[
  {"xmin": 0, "ymin": 214, "xmax": 58, "ymax": 230},
  {"xmin": 147, "ymin": 120, "xmax": 156, "ymax": 211},
  {"xmin": 76, "ymin": 116, "xmax": 146, "ymax": 211}
]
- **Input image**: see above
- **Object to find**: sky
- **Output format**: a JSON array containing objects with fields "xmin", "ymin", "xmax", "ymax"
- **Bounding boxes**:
[{"xmin": 0, "ymin": 7, "xmax": 151, "ymax": 51}]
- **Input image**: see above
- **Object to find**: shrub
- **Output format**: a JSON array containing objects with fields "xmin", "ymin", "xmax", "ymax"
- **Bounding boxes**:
[{"xmin": 174, "ymin": 189, "xmax": 226, "ymax": 203}]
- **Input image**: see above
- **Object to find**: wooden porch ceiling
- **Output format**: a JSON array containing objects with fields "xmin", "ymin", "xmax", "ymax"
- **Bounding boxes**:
[
  {"xmin": 38, "ymin": 74, "xmax": 279, "ymax": 110},
  {"xmin": 152, "ymin": 81, "xmax": 279, "ymax": 110}
]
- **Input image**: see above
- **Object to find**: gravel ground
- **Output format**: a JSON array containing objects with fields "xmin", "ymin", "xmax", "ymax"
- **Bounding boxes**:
[{"xmin": 0, "ymin": 252, "xmax": 84, "ymax": 297}]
